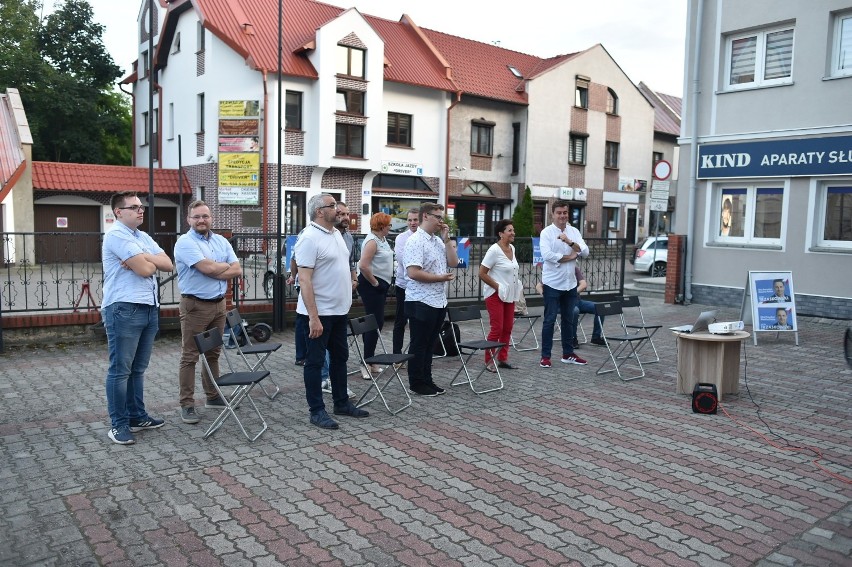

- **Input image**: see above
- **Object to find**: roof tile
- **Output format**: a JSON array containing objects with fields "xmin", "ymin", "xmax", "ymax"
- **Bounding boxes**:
[{"xmin": 32, "ymin": 162, "xmax": 191, "ymax": 195}]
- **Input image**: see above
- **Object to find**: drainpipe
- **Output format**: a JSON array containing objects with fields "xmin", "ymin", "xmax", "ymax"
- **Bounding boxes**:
[
  {"xmin": 684, "ymin": 0, "xmax": 704, "ymax": 304},
  {"xmin": 262, "ymin": 70, "xmax": 269, "ymax": 237},
  {"xmin": 444, "ymin": 91, "xmax": 462, "ymax": 207}
]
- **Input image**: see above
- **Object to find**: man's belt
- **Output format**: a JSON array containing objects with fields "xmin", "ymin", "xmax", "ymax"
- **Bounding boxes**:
[{"xmin": 181, "ymin": 294, "xmax": 224, "ymax": 303}]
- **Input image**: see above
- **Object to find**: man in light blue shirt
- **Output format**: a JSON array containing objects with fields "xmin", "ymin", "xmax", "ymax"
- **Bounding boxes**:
[
  {"xmin": 173, "ymin": 200, "xmax": 241, "ymax": 425},
  {"xmin": 102, "ymin": 192, "xmax": 173, "ymax": 445}
]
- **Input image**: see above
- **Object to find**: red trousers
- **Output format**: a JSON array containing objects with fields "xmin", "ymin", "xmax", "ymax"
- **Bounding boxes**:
[{"xmin": 484, "ymin": 293, "xmax": 515, "ymax": 364}]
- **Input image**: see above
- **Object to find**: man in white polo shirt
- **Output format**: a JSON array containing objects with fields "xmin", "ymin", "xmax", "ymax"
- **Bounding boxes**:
[
  {"xmin": 295, "ymin": 193, "xmax": 368, "ymax": 429},
  {"xmin": 404, "ymin": 203, "xmax": 458, "ymax": 396}
]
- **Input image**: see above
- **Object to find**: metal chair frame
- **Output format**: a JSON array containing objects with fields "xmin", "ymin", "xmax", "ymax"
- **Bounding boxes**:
[
  {"xmin": 446, "ymin": 306, "xmax": 506, "ymax": 394},
  {"xmin": 594, "ymin": 301, "xmax": 648, "ymax": 382},
  {"xmin": 619, "ymin": 295, "xmax": 662, "ymax": 363},
  {"xmin": 194, "ymin": 327, "xmax": 269, "ymax": 441},
  {"xmin": 225, "ymin": 309, "xmax": 282, "ymax": 399},
  {"xmin": 348, "ymin": 314, "xmax": 413, "ymax": 415},
  {"xmin": 511, "ymin": 313, "xmax": 541, "ymax": 352}
]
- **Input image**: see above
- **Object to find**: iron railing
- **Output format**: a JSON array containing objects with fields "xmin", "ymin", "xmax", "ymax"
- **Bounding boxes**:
[{"xmin": 1, "ymin": 231, "xmax": 627, "ymax": 314}]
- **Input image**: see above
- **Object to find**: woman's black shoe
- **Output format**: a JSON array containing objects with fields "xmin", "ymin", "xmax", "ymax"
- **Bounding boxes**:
[{"xmin": 497, "ymin": 361, "xmax": 516, "ymax": 369}]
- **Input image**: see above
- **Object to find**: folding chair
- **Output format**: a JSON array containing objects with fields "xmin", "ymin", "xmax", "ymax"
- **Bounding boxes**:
[
  {"xmin": 446, "ymin": 306, "xmax": 505, "ymax": 394},
  {"xmin": 511, "ymin": 313, "xmax": 540, "ymax": 351},
  {"xmin": 348, "ymin": 314, "xmax": 413, "ymax": 415},
  {"xmin": 619, "ymin": 295, "xmax": 662, "ymax": 363},
  {"xmin": 594, "ymin": 301, "xmax": 648, "ymax": 382},
  {"xmin": 225, "ymin": 309, "xmax": 282, "ymax": 399},
  {"xmin": 194, "ymin": 327, "xmax": 269, "ymax": 441}
]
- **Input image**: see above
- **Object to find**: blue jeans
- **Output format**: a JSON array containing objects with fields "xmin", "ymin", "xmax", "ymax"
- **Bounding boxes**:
[
  {"xmin": 573, "ymin": 299, "xmax": 603, "ymax": 339},
  {"xmin": 541, "ymin": 284, "xmax": 578, "ymax": 359},
  {"xmin": 405, "ymin": 301, "xmax": 445, "ymax": 388},
  {"xmin": 299, "ymin": 314, "xmax": 349, "ymax": 415},
  {"xmin": 103, "ymin": 302, "xmax": 159, "ymax": 429}
]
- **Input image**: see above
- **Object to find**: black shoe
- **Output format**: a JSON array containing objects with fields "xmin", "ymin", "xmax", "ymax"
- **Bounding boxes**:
[
  {"xmin": 409, "ymin": 384, "xmax": 438, "ymax": 397},
  {"xmin": 572, "ymin": 338, "xmax": 580, "ymax": 348},
  {"xmin": 590, "ymin": 337, "xmax": 607, "ymax": 346},
  {"xmin": 430, "ymin": 384, "xmax": 446, "ymax": 395},
  {"xmin": 205, "ymin": 395, "xmax": 226, "ymax": 409},
  {"xmin": 295, "ymin": 359, "xmax": 306, "ymax": 366},
  {"xmin": 496, "ymin": 361, "xmax": 516, "ymax": 369},
  {"xmin": 333, "ymin": 402, "xmax": 370, "ymax": 418}
]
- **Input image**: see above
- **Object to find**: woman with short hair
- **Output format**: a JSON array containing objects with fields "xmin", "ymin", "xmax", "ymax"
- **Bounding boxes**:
[{"xmin": 357, "ymin": 212, "xmax": 394, "ymax": 373}]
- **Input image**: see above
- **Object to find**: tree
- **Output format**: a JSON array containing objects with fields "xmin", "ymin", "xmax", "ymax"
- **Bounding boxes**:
[
  {"xmin": 511, "ymin": 186, "xmax": 535, "ymax": 262},
  {"xmin": 0, "ymin": 0, "xmax": 130, "ymax": 164}
]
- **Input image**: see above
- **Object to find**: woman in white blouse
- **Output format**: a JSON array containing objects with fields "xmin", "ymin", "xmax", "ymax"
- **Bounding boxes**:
[
  {"xmin": 478, "ymin": 219, "xmax": 521, "ymax": 370},
  {"xmin": 357, "ymin": 212, "xmax": 394, "ymax": 373}
]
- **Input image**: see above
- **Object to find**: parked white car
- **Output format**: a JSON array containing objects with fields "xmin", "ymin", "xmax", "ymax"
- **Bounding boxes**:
[{"xmin": 632, "ymin": 236, "xmax": 668, "ymax": 277}]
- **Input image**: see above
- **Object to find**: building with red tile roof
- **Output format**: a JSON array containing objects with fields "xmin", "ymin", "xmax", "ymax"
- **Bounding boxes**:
[{"xmin": 126, "ymin": 0, "xmax": 657, "ymax": 241}]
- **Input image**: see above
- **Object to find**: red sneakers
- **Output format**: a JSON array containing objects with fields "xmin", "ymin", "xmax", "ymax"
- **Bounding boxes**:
[
  {"xmin": 561, "ymin": 354, "xmax": 588, "ymax": 365},
  {"xmin": 540, "ymin": 357, "xmax": 552, "ymax": 368}
]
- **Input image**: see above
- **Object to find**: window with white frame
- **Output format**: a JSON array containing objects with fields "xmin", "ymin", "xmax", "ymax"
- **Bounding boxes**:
[
  {"xmin": 167, "ymin": 102, "xmax": 174, "ymax": 140},
  {"xmin": 816, "ymin": 183, "xmax": 852, "ymax": 248},
  {"xmin": 715, "ymin": 185, "xmax": 784, "ymax": 243},
  {"xmin": 726, "ymin": 26, "xmax": 794, "ymax": 88},
  {"xmin": 285, "ymin": 91, "xmax": 302, "ymax": 130},
  {"xmin": 606, "ymin": 88, "xmax": 618, "ymax": 114},
  {"xmin": 832, "ymin": 11, "xmax": 852, "ymax": 77},
  {"xmin": 141, "ymin": 111, "xmax": 149, "ymax": 145}
]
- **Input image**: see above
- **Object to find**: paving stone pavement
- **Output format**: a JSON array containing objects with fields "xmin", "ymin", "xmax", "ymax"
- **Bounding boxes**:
[{"xmin": 0, "ymin": 297, "xmax": 850, "ymax": 566}]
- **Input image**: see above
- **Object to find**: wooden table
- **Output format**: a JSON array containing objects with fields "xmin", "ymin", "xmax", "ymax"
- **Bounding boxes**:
[{"xmin": 674, "ymin": 330, "xmax": 750, "ymax": 401}]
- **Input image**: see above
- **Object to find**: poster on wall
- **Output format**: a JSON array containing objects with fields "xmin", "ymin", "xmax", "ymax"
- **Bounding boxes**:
[
  {"xmin": 374, "ymin": 196, "xmax": 436, "ymax": 232},
  {"xmin": 741, "ymin": 271, "xmax": 799, "ymax": 346},
  {"xmin": 218, "ymin": 100, "xmax": 260, "ymax": 206}
]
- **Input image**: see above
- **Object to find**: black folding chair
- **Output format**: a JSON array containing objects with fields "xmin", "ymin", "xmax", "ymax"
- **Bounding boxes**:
[
  {"xmin": 348, "ymin": 314, "xmax": 413, "ymax": 415},
  {"xmin": 446, "ymin": 306, "xmax": 505, "ymax": 394},
  {"xmin": 194, "ymin": 327, "xmax": 269, "ymax": 441},
  {"xmin": 619, "ymin": 295, "xmax": 662, "ymax": 363},
  {"xmin": 225, "ymin": 309, "xmax": 282, "ymax": 399},
  {"xmin": 594, "ymin": 301, "xmax": 648, "ymax": 382}
]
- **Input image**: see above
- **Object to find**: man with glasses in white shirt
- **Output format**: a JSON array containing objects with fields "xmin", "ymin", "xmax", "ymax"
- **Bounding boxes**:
[
  {"xmin": 404, "ymin": 203, "xmax": 459, "ymax": 396},
  {"xmin": 173, "ymin": 200, "xmax": 242, "ymax": 425}
]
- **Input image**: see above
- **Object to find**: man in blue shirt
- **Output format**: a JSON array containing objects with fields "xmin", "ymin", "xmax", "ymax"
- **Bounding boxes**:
[
  {"xmin": 102, "ymin": 192, "xmax": 173, "ymax": 445},
  {"xmin": 173, "ymin": 201, "xmax": 241, "ymax": 425}
]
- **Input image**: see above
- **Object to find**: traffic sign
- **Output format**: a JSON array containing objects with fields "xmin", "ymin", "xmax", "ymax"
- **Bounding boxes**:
[{"xmin": 653, "ymin": 160, "xmax": 672, "ymax": 181}]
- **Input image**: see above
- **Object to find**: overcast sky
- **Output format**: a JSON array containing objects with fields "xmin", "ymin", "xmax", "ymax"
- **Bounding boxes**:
[{"xmin": 62, "ymin": 0, "xmax": 688, "ymax": 96}]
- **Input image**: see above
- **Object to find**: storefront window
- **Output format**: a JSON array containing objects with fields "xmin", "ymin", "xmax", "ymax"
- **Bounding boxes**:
[{"xmin": 716, "ymin": 185, "xmax": 785, "ymax": 244}]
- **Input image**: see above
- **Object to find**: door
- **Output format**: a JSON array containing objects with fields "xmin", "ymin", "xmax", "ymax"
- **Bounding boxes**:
[
  {"xmin": 533, "ymin": 204, "xmax": 546, "ymax": 235},
  {"xmin": 626, "ymin": 208, "xmax": 637, "ymax": 243},
  {"xmin": 34, "ymin": 204, "xmax": 101, "ymax": 263}
]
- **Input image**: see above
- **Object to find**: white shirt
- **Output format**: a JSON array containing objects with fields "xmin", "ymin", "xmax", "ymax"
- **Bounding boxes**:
[
  {"xmin": 394, "ymin": 229, "xmax": 415, "ymax": 289},
  {"xmin": 480, "ymin": 242, "xmax": 520, "ymax": 301},
  {"xmin": 404, "ymin": 227, "xmax": 449, "ymax": 309},
  {"xmin": 539, "ymin": 223, "xmax": 589, "ymax": 291},
  {"xmin": 294, "ymin": 222, "xmax": 353, "ymax": 316}
]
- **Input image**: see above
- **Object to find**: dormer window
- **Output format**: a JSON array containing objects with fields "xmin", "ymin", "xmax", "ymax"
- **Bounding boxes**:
[
  {"xmin": 507, "ymin": 65, "xmax": 523, "ymax": 79},
  {"xmin": 337, "ymin": 45, "xmax": 365, "ymax": 78}
]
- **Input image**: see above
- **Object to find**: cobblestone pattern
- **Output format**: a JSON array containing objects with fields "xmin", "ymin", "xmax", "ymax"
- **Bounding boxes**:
[{"xmin": 0, "ymin": 298, "xmax": 850, "ymax": 566}]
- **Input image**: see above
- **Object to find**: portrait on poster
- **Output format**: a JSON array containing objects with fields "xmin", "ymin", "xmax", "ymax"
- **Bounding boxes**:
[
  {"xmin": 758, "ymin": 306, "xmax": 795, "ymax": 331},
  {"xmin": 757, "ymin": 276, "xmax": 793, "ymax": 304}
]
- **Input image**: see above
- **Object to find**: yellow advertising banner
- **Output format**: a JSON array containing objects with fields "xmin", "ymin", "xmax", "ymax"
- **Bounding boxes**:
[
  {"xmin": 218, "ymin": 100, "xmax": 260, "ymax": 118},
  {"xmin": 219, "ymin": 152, "xmax": 260, "ymax": 170},
  {"xmin": 219, "ymin": 170, "xmax": 259, "ymax": 187}
]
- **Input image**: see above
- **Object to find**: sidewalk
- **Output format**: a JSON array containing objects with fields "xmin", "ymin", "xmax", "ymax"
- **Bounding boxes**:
[{"xmin": 0, "ymin": 298, "xmax": 850, "ymax": 566}]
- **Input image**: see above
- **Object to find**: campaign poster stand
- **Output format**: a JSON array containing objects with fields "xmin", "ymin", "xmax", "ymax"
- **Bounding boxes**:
[{"xmin": 741, "ymin": 271, "xmax": 799, "ymax": 346}]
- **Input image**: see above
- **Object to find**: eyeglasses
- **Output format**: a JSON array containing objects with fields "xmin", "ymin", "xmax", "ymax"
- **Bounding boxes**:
[
  {"xmin": 318, "ymin": 202, "xmax": 337, "ymax": 210},
  {"xmin": 426, "ymin": 213, "xmax": 444, "ymax": 222},
  {"xmin": 117, "ymin": 205, "xmax": 145, "ymax": 212},
  {"xmin": 189, "ymin": 215, "xmax": 211, "ymax": 220}
]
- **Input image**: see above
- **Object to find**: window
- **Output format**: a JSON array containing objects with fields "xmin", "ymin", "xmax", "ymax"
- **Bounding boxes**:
[
  {"xmin": 817, "ymin": 184, "xmax": 852, "ymax": 248},
  {"xmin": 336, "ymin": 89, "xmax": 364, "ymax": 115},
  {"xmin": 726, "ymin": 26, "xmax": 794, "ymax": 88},
  {"xmin": 285, "ymin": 91, "xmax": 302, "ymax": 130},
  {"xmin": 197, "ymin": 93, "xmax": 205, "ymax": 133},
  {"xmin": 387, "ymin": 112, "xmax": 411, "ymax": 146},
  {"xmin": 172, "ymin": 32, "xmax": 181, "ymax": 54},
  {"xmin": 716, "ymin": 185, "xmax": 785, "ymax": 243},
  {"xmin": 606, "ymin": 88, "xmax": 618, "ymax": 114},
  {"xmin": 197, "ymin": 21, "xmax": 205, "ymax": 52},
  {"xmin": 575, "ymin": 75, "xmax": 590, "ymax": 108},
  {"xmin": 141, "ymin": 50, "xmax": 149, "ymax": 77},
  {"xmin": 470, "ymin": 122, "xmax": 493, "ymax": 156},
  {"xmin": 152, "ymin": 108, "xmax": 158, "ymax": 161},
  {"xmin": 653, "ymin": 151, "xmax": 664, "ymax": 164},
  {"xmin": 507, "ymin": 65, "xmax": 523, "ymax": 79},
  {"xmin": 512, "ymin": 122, "xmax": 520, "ymax": 175},
  {"xmin": 335, "ymin": 123, "xmax": 364, "ymax": 157},
  {"xmin": 832, "ymin": 11, "xmax": 852, "ymax": 77},
  {"xmin": 605, "ymin": 141, "xmax": 619, "ymax": 168},
  {"xmin": 569, "ymin": 134, "xmax": 587, "ymax": 165},
  {"xmin": 141, "ymin": 111, "xmax": 149, "ymax": 146},
  {"xmin": 337, "ymin": 45, "xmax": 365, "ymax": 78},
  {"xmin": 167, "ymin": 102, "xmax": 174, "ymax": 140}
]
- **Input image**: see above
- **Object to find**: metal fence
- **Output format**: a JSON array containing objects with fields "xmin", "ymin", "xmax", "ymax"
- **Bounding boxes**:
[{"xmin": 1, "ymin": 231, "xmax": 627, "ymax": 314}]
